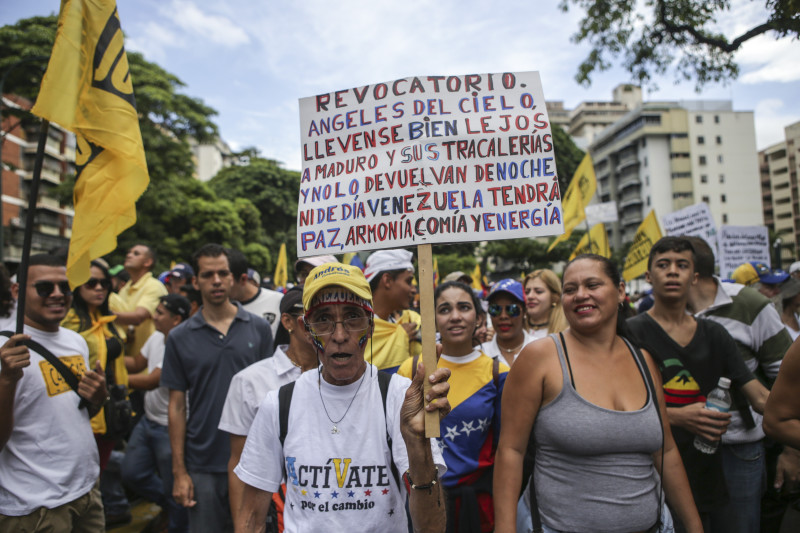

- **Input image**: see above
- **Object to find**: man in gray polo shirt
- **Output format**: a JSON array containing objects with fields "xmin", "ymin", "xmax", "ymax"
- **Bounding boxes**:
[{"xmin": 161, "ymin": 244, "xmax": 273, "ymax": 533}]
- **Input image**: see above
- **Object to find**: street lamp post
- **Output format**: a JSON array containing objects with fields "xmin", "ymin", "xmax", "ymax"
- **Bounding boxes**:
[{"xmin": 0, "ymin": 55, "xmax": 49, "ymax": 264}]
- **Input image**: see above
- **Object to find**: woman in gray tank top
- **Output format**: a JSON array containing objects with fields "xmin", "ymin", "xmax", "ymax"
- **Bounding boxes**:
[{"xmin": 493, "ymin": 255, "xmax": 703, "ymax": 533}]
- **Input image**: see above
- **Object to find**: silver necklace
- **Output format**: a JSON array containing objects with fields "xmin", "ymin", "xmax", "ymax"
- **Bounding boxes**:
[{"xmin": 318, "ymin": 370, "xmax": 366, "ymax": 434}]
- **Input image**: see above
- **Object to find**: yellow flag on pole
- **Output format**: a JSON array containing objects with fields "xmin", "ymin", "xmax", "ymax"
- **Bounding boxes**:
[
  {"xmin": 471, "ymin": 263, "xmax": 482, "ymax": 291},
  {"xmin": 31, "ymin": 0, "xmax": 149, "ymax": 288},
  {"xmin": 622, "ymin": 210, "xmax": 662, "ymax": 282},
  {"xmin": 433, "ymin": 257, "xmax": 439, "ymax": 286},
  {"xmin": 569, "ymin": 223, "xmax": 610, "ymax": 261},
  {"xmin": 547, "ymin": 153, "xmax": 597, "ymax": 252},
  {"xmin": 274, "ymin": 243, "xmax": 288, "ymax": 289}
]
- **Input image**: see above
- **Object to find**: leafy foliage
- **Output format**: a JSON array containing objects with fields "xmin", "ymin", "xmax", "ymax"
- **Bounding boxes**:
[
  {"xmin": 561, "ymin": 0, "xmax": 800, "ymax": 89},
  {"xmin": 1, "ymin": 15, "xmax": 274, "ymax": 272}
]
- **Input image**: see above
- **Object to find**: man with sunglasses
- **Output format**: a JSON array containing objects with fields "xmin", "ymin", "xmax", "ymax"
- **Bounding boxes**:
[
  {"xmin": 234, "ymin": 262, "xmax": 451, "ymax": 533},
  {"xmin": 483, "ymin": 279, "xmax": 534, "ymax": 366},
  {"xmin": 0, "ymin": 254, "xmax": 109, "ymax": 531},
  {"xmin": 161, "ymin": 244, "xmax": 273, "ymax": 533},
  {"xmin": 112, "ymin": 244, "xmax": 168, "ymax": 361}
]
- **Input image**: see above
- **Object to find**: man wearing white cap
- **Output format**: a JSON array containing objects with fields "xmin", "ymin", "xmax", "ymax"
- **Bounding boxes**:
[{"xmin": 363, "ymin": 249, "xmax": 421, "ymax": 373}]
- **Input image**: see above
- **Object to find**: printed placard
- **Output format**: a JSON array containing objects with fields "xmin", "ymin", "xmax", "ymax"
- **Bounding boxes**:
[
  {"xmin": 297, "ymin": 72, "xmax": 562, "ymax": 257},
  {"xmin": 585, "ymin": 201, "xmax": 618, "ymax": 225},
  {"xmin": 718, "ymin": 225, "xmax": 770, "ymax": 279},
  {"xmin": 661, "ymin": 202, "xmax": 718, "ymax": 260}
]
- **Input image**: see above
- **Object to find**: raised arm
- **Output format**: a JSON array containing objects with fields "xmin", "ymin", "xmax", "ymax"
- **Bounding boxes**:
[{"xmin": 399, "ymin": 362, "xmax": 451, "ymax": 533}]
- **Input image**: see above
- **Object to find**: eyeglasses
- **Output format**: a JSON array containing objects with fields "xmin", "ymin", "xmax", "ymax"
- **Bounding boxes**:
[
  {"xmin": 84, "ymin": 277, "xmax": 112, "ymax": 291},
  {"xmin": 33, "ymin": 280, "xmax": 72, "ymax": 298},
  {"xmin": 488, "ymin": 303, "xmax": 522, "ymax": 318},
  {"xmin": 306, "ymin": 316, "xmax": 371, "ymax": 336},
  {"xmin": 198, "ymin": 269, "xmax": 231, "ymax": 280}
]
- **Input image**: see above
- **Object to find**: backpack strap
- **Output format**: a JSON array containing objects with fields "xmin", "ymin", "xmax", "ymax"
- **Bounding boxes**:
[
  {"xmin": 278, "ymin": 381, "xmax": 296, "ymax": 448},
  {"xmin": 492, "ymin": 356, "xmax": 499, "ymax": 389},
  {"xmin": 378, "ymin": 371, "xmax": 402, "ymax": 490},
  {"xmin": 1, "ymin": 330, "xmax": 87, "ymax": 409}
]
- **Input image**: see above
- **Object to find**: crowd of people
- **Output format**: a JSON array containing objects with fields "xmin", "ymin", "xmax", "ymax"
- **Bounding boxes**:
[{"xmin": 1, "ymin": 238, "xmax": 800, "ymax": 533}]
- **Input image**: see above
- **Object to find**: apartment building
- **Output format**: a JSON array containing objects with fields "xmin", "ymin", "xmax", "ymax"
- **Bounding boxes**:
[
  {"xmin": 589, "ymin": 100, "xmax": 763, "ymax": 249},
  {"xmin": 0, "ymin": 95, "xmax": 73, "ymax": 264},
  {"xmin": 759, "ymin": 120, "xmax": 800, "ymax": 263}
]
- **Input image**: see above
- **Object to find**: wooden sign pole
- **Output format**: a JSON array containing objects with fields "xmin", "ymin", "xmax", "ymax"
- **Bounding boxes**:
[{"xmin": 417, "ymin": 243, "xmax": 440, "ymax": 438}]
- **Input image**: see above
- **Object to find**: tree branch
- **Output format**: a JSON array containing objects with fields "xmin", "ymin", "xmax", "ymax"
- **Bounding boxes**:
[{"xmin": 657, "ymin": 0, "xmax": 781, "ymax": 52}]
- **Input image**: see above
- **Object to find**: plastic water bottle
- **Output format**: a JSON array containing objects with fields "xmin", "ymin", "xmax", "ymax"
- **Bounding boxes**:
[{"xmin": 693, "ymin": 377, "xmax": 732, "ymax": 454}]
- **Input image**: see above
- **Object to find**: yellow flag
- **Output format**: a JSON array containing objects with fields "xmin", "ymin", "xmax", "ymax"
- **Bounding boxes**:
[
  {"xmin": 547, "ymin": 153, "xmax": 597, "ymax": 252},
  {"xmin": 471, "ymin": 263, "xmax": 482, "ymax": 290},
  {"xmin": 31, "ymin": 0, "xmax": 149, "ymax": 288},
  {"xmin": 342, "ymin": 252, "xmax": 355, "ymax": 265},
  {"xmin": 623, "ymin": 210, "xmax": 662, "ymax": 282},
  {"xmin": 569, "ymin": 223, "xmax": 610, "ymax": 260},
  {"xmin": 274, "ymin": 243, "xmax": 288, "ymax": 288},
  {"xmin": 433, "ymin": 257, "xmax": 439, "ymax": 286}
]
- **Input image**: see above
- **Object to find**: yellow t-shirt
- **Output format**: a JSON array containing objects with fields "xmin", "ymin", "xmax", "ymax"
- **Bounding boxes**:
[
  {"xmin": 365, "ymin": 310, "xmax": 421, "ymax": 373},
  {"xmin": 112, "ymin": 272, "xmax": 167, "ymax": 358}
]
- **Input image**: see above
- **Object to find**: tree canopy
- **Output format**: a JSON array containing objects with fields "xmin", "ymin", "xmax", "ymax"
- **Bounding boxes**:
[
  {"xmin": 561, "ymin": 0, "xmax": 800, "ymax": 88},
  {"xmin": 1, "ymin": 15, "xmax": 274, "ymax": 273}
]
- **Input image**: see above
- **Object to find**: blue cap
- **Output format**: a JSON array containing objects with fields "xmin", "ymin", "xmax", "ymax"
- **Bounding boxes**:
[{"xmin": 488, "ymin": 278, "xmax": 525, "ymax": 303}]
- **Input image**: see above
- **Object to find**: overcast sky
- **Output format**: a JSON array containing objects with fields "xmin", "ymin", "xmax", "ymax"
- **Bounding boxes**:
[{"xmin": 4, "ymin": 0, "xmax": 799, "ymax": 171}]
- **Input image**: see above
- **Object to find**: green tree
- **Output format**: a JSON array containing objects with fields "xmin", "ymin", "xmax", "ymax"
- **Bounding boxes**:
[
  {"xmin": 208, "ymin": 157, "xmax": 301, "ymax": 266},
  {"xmin": 561, "ymin": 0, "xmax": 800, "ymax": 89},
  {"xmin": 1, "ymin": 15, "xmax": 269, "ymax": 272}
]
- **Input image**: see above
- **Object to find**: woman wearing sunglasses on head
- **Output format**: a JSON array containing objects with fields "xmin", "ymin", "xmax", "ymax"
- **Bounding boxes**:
[
  {"xmin": 523, "ymin": 269, "xmax": 568, "ymax": 340},
  {"xmin": 62, "ymin": 259, "xmax": 128, "ymax": 470},
  {"xmin": 398, "ymin": 281, "xmax": 508, "ymax": 533},
  {"xmin": 483, "ymin": 279, "xmax": 535, "ymax": 367}
]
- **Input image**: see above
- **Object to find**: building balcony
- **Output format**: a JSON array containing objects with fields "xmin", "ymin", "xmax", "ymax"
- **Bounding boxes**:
[
  {"xmin": 619, "ymin": 176, "xmax": 641, "ymax": 190},
  {"xmin": 616, "ymin": 156, "xmax": 640, "ymax": 173},
  {"xmin": 621, "ymin": 212, "xmax": 644, "ymax": 228},
  {"xmin": 620, "ymin": 196, "xmax": 643, "ymax": 210}
]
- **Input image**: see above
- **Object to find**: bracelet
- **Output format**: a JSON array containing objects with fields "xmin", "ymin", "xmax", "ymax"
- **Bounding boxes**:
[{"xmin": 403, "ymin": 469, "xmax": 438, "ymax": 491}]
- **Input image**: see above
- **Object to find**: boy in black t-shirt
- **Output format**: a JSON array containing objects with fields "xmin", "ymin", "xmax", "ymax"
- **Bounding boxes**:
[{"xmin": 627, "ymin": 236, "xmax": 769, "ymax": 533}]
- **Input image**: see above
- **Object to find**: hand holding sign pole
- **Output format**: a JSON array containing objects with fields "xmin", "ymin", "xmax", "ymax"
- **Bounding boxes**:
[{"xmin": 297, "ymin": 72, "xmax": 564, "ymax": 437}]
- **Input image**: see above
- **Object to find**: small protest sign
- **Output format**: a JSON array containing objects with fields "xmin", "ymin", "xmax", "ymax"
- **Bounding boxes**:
[
  {"xmin": 662, "ymin": 202, "xmax": 718, "ymax": 261},
  {"xmin": 297, "ymin": 72, "xmax": 562, "ymax": 257},
  {"xmin": 718, "ymin": 225, "xmax": 770, "ymax": 279},
  {"xmin": 585, "ymin": 201, "xmax": 618, "ymax": 226}
]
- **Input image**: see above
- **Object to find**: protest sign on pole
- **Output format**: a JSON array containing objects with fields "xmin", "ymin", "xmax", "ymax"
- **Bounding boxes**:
[
  {"xmin": 718, "ymin": 225, "xmax": 770, "ymax": 279},
  {"xmin": 569, "ymin": 223, "xmax": 610, "ymax": 260},
  {"xmin": 585, "ymin": 201, "xmax": 618, "ymax": 226},
  {"xmin": 623, "ymin": 210, "xmax": 662, "ymax": 282},
  {"xmin": 661, "ymin": 202, "xmax": 718, "ymax": 262},
  {"xmin": 297, "ymin": 72, "xmax": 562, "ymax": 435}
]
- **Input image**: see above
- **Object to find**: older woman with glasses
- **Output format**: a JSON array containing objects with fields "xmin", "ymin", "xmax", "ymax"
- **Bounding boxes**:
[{"xmin": 483, "ymin": 279, "xmax": 535, "ymax": 367}]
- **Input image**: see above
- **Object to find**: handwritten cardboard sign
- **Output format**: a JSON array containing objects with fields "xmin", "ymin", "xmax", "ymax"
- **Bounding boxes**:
[
  {"xmin": 718, "ymin": 225, "xmax": 770, "ymax": 279},
  {"xmin": 296, "ymin": 72, "xmax": 562, "ymax": 257},
  {"xmin": 662, "ymin": 202, "xmax": 718, "ymax": 261}
]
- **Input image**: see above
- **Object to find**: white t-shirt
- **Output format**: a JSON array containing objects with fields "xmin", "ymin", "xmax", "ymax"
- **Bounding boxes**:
[
  {"xmin": 242, "ymin": 288, "xmax": 284, "ymax": 337},
  {"xmin": 141, "ymin": 331, "xmax": 170, "ymax": 426},
  {"xmin": 0, "ymin": 326, "xmax": 99, "ymax": 515},
  {"xmin": 483, "ymin": 329, "xmax": 536, "ymax": 367},
  {"xmin": 218, "ymin": 345, "xmax": 302, "ymax": 436},
  {"xmin": 235, "ymin": 365, "xmax": 445, "ymax": 533}
]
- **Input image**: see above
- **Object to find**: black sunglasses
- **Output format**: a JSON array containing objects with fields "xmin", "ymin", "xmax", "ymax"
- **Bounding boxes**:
[
  {"xmin": 488, "ymin": 303, "xmax": 522, "ymax": 318},
  {"xmin": 33, "ymin": 280, "xmax": 72, "ymax": 298},
  {"xmin": 84, "ymin": 277, "xmax": 112, "ymax": 290}
]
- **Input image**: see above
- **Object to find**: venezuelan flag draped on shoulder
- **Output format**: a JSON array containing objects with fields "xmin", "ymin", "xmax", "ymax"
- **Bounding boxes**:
[{"xmin": 31, "ymin": 0, "xmax": 149, "ymax": 288}]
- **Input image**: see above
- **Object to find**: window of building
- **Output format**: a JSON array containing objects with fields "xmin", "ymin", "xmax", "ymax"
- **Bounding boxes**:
[
  {"xmin": 722, "ymin": 213, "xmax": 728, "ymax": 223},
  {"xmin": 716, "ymin": 136, "xmax": 722, "ymax": 145},
  {"xmin": 719, "ymin": 174, "xmax": 724, "ymax": 184},
  {"xmin": 696, "ymin": 115, "xmax": 703, "ymax": 124},
  {"xmin": 702, "ymin": 195, "xmax": 710, "ymax": 203},
  {"xmin": 721, "ymin": 194, "xmax": 726, "ymax": 203},
  {"xmin": 645, "ymin": 176, "xmax": 649, "ymax": 186},
  {"xmin": 701, "ymin": 174, "xmax": 708, "ymax": 183},
  {"xmin": 717, "ymin": 155, "xmax": 723, "ymax": 163},
  {"xmin": 647, "ymin": 196, "xmax": 651, "ymax": 206},
  {"xmin": 714, "ymin": 115, "xmax": 720, "ymax": 124},
  {"xmin": 644, "ymin": 156, "xmax": 648, "ymax": 167},
  {"xmin": 699, "ymin": 155, "xmax": 707, "ymax": 165},
  {"xmin": 698, "ymin": 136, "xmax": 705, "ymax": 145}
]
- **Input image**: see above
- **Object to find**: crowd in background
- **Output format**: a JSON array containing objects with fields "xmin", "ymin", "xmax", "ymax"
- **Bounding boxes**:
[{"xmin": 2, "ymin": 238, "xmax": 800, "ymax": 533}]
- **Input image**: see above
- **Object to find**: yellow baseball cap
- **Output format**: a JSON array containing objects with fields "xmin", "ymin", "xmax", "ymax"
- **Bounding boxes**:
[{"xmin": 302, "ymin": 262, "xmax": 373, "ymax": 312}]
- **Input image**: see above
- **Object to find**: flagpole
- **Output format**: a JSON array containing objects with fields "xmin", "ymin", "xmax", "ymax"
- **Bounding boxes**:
[
  {"xmin": 15, "ymin": 119, "xmax": 50, "ymax": 334},
  {"xmin": 584, "ymin": 218, "xmax": 594, "ymax": 254}
]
